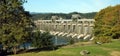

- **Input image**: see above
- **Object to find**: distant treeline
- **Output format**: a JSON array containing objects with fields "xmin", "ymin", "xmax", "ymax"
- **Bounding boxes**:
[{"xmin": 31, "ymin": 12, "xmax": 97, "ymax": 20}]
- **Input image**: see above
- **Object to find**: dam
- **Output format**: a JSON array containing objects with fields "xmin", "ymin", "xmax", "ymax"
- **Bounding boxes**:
[{"xmin": 34, "ymin": 14, "xmax": 95, "ymax": 41}]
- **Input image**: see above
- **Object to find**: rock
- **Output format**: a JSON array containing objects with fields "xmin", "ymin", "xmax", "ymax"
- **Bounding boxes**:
[
  {"xmin": 96, "ymin": 42, "xmax": 102, "ymax": 45},
  {"xmin": 80, "ymin": 50, "xmax": 90, "ymax": 56}
]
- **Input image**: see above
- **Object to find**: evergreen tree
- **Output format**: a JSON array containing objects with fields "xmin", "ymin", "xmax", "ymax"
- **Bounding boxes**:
[{"xmin": 0, "ymin": 0, "xmax": 32, "ymax": 54}]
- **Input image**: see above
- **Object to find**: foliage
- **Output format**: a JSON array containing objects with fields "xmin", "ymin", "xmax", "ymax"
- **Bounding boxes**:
[
  {"xmin": 68, "ymin": 38, "xmax": 75, "ymax": 44},
  {"xmin": 94, "ymin": 5, "xmax": 120, "ymax": 43},
  {"xmin": 94, "ymin": 36, "xmax": 112, "ymax": 43},
  {"xmin": 0, "ymin": 0, "xmax": 32, "ymax": 54},
  {"xmin": 32, "ymin": 31, "xmax": 54, "ymax": 48}
]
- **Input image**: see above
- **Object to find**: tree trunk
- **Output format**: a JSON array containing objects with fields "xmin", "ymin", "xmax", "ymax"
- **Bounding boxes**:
[{"xmin": 12, "ymin": 46, "xmax": 17, "ymax": 55}]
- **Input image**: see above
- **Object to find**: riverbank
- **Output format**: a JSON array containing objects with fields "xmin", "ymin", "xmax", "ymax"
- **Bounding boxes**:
[{"xmin": 12, "ymin": 39, "xmax": 120, "ymax": 56}]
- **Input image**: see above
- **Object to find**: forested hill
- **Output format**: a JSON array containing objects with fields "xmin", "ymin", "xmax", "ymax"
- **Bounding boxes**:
[{"xmin": 31, "ymin": 12, "xmax": 97, "ymax": 20}]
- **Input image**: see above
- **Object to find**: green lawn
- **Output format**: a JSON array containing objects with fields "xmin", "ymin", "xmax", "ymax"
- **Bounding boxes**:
[{"xmin": 12, "ymin": 39, "xmax": 120, "ymax": 56}]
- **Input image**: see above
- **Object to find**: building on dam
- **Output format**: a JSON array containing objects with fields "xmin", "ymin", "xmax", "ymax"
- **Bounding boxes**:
[{"xmin": 34, "ymin": 14, "xmax": 95, "ymax": 40}]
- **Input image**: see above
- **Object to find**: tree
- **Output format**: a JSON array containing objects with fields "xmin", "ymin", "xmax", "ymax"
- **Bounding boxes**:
[
  {"xmin": 31, "ymin": 12, "xmax": 97, "ymax": 20},
  {"xmin": 94, "ymin": 5, "xmax": 120, "ymax": 43},
  {"xmin": 32, "ymin": 30, "xmax": 54, "ymax": 49},
  {"xmin": 0, "ymin": 0, "xmax": 32, "ymax": 54},
  {"xmin": 71, "ymin": 14, "xmax": 81, "ymax": 22}
]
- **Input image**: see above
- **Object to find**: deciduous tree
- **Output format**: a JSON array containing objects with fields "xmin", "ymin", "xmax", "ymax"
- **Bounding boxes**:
[{"xmin": 94, "ymin": 5, "xmax": 120, "ymax": 43}]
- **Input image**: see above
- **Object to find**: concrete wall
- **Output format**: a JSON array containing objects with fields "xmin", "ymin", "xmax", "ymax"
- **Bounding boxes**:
[{"xmin": 34, "ymin": 19, "xmax": 95, "ymax": 39}]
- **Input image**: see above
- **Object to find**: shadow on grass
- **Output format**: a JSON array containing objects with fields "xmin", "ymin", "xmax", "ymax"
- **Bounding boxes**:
[
  {"xmin": 24, "ymin": 45, "xmax": 66, "ymax": 53},
  {"xmin": 7, "ymin": 45, "xmax": 66, "ymax": 55},
  {"xmin": 0, "ymin": 50, "xmax": 8, "ymax": 56}
]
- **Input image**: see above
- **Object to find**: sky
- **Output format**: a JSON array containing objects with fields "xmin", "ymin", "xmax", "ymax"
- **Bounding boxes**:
[{"xmin": 23, "ymin": 0, "xmax": 120, "ymax": 13}]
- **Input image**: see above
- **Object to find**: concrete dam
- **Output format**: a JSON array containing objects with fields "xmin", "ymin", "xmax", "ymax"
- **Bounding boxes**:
[{"xmin": 34, "ymin": 14, "xmax": 95, "ymax": 41}]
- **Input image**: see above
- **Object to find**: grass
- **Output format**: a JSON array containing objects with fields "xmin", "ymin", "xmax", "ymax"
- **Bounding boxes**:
[
  {"xmin": 12, "ymin": 39, "xmax": 120, "ymax": 56},
  {"xmin": 101, "ymin": 39, "xmax": 120, "ymax": 51}
]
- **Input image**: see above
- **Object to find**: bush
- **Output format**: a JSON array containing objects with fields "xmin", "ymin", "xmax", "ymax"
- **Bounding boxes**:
[
  {"xmin": 68, "ymin": 37, "xmax": 76, "ymax": 44},
  {"xmin": 94, "ymin": 36, "xmax": 112, "ymax": 43},
  {"xmin": 32, "ymin": 31, "xmax": 54, "ymax": 48}
]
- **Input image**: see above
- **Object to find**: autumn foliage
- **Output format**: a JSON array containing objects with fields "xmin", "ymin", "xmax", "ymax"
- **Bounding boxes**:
[{"xmin": 94, "ymin": 5, "xmax": 120, "ymax": 43}]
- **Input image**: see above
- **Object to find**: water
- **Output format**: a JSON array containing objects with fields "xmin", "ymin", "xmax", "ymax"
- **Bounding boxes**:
[
  {"xmin": 0, "ymin": 36, "xmax": 76, "ymax": 49},
  {"xmin": 52, "ymin": 36, "xmax": 69, "ymax": 45}
]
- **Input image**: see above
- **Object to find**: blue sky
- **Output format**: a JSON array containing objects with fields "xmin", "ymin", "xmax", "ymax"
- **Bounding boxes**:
[{"xmin": 23, "ymin": 0, "xmax": 120, "ymax": 13}]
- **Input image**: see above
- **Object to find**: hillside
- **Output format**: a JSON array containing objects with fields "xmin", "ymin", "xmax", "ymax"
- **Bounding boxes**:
[
  {"xmin": 94, "ymin": 4, "xmax": 120, "ymax": 43},
  {"xmin": 31, "ymin": 12, "xmax": 97, "ymax": 20}
]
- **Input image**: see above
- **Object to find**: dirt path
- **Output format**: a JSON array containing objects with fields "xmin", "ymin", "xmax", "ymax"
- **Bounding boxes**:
[
  {"xmin": 100, "ymin": 47, "xmax": 120, "ymax": 56},
  {"xmin": 110, "ymin": 51, "xmax": 120, "ymax": 56}
]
